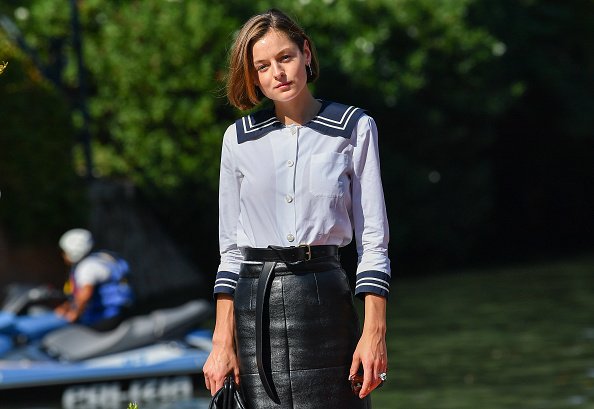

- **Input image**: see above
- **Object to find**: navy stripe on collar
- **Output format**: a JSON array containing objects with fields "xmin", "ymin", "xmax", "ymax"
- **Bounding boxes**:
[{"xmin": 236, "ymin": 100, "xmax": 366, "ymax": 144}]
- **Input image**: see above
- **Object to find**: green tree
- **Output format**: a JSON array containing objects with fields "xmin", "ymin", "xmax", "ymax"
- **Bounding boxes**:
[
  {"xmin": 2, "ymin": 0, "xmax": 591, "ymax": 267},
  {"xmin": 0, "ymin": 31, "xmax": 86, "ymax": 242},
  {"xmin": 0, "ymin": 0, "xmax": 506, "ymax": 264}
]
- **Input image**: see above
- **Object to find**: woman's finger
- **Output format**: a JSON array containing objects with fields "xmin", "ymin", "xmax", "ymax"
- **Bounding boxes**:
[
  {"xmin": 373, "ymin": 356, "xmax": 386, "ymax": 385},
  {"xmin": 349, "ymin": 353, "xmax": 361, "ymax": 380},
  {"xmin": 214, "ymin": 377, "xmax": 226, "ymax": 396},
  {"xmin": 234, "ymin": 367, "xmax": 241, "ymax": 386},
  {"xmin": 359, "ymin": 359, "xmax": 375, "ymax": 398}
]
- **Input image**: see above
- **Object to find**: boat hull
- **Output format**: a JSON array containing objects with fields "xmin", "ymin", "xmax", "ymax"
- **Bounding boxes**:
[{"xmin": 0, "ymin": 342, "xmax": 210, "ymax": 408}]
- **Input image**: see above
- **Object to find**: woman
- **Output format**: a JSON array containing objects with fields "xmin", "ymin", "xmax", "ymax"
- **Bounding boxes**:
[{"xmin": 203, "ymin": 9, "xmax": 391, "ymax": 408}]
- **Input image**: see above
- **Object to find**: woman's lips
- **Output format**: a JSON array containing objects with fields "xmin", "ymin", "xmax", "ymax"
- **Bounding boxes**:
[{"xmin": 275, "ymin": 81, "xmax": 292, "ymax": 89}]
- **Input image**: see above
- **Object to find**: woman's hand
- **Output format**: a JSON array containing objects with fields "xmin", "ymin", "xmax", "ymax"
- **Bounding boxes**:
[
  {"xmin": 203, "ymin": 341, "xmax": 240, "ymax": 395},
  {"xmin": 202, "ymin": 294, "xmax": 240, "ymax": 395},
  {"xmin": 349, "ymin": 293, "xmax": 388, "ymax": 399}
]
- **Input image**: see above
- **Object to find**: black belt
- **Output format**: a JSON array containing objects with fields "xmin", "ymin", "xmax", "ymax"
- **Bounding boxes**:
[
  {"xmin": 241, "ymin": 244, "xmax": 339, "ymax": 263},
  {"xmin": 244, "ymin": 245, "xmax": 339, "ymax": 404}
]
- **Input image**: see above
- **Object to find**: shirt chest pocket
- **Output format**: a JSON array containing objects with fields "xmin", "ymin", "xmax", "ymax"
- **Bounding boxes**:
[{"xmin": 309, "ymin": 152, "xmax": 349, "ymax": 198}]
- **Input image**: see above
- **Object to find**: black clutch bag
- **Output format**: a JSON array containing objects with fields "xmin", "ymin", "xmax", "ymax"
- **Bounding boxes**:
[{"xmin": 208, "ymin": 375, "xmax": 248, "ymax": 409}]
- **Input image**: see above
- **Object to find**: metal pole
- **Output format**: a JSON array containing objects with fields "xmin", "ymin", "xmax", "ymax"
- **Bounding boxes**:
[{"xmin": 69, "ymin": 0, "xmax": 94, "ymax": 179}]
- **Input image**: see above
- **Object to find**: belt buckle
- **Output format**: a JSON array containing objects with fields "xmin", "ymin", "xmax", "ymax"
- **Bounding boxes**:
[{"xmin": 299, "ymin": 243, "xmax": 312, "ymax": 261}]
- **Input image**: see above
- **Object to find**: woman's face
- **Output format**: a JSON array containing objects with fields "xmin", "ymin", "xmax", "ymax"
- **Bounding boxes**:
[{"xmin": 252, "ymin": 29, "xmax": 311, "ymax": 104}]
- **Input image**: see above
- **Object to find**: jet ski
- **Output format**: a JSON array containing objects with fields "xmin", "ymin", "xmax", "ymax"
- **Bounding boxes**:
[{"xmin": 0, "ymin": 284, "xmax": 213, "ymax": 409}]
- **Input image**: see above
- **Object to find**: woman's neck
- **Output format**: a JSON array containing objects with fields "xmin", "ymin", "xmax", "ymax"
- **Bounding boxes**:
[{"xmin": 274, "ymin": 93, "xmax": 321, "ymax": 126}]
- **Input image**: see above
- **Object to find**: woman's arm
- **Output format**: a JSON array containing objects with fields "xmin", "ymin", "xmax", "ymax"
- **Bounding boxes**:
[
  {"xmin": 348, "ymin": 115, "xmax": 391, "ymax": 398},
  {"xmin": 214, "ymin": 126, "xmax": 243, "ymax": 297},
  {"xmin": 204, "ymin": 125, "xmax": 243, "ymax": 395},
  {"xmin": 202, "ymin": 294, "xmax": 240, "ymax": 395},
  {"xmin": 350, "ymin": 293, "xmax": 387, "ymax": 399},
  {"xmin": 350, "ymin": 116, "xmax": 391, "ymax": 298}
]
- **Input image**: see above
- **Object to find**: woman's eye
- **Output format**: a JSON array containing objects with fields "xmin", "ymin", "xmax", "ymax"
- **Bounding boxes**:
[
  {"xmin": 256, "ymin": 65, "xmax": 268, "ymax": 72},
  {"xmin": 281, "ymin": 55, "xmax": 291, "ymax": 61}
]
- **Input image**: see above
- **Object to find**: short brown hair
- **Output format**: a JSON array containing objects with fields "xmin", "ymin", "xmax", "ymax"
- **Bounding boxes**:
[{"xmin": 226, "ymin": 9, "xmax": 319, "ymax": 111}]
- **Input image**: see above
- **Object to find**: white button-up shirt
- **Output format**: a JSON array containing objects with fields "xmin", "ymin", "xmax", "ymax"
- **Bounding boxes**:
[{"xmin": 215, "ymin": 100, "xmax": 391, "ymax": 298}]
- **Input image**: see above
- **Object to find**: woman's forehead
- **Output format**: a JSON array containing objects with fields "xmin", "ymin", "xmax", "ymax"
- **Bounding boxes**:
[{"xmin": 253, "ymin": 30, "xmax": 297, "ymax": 57}]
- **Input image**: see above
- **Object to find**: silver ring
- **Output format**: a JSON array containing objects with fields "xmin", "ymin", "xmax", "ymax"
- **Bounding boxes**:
[{"xmin": 379, "ymin": 372, "xmax": 387, "ymax": 382}]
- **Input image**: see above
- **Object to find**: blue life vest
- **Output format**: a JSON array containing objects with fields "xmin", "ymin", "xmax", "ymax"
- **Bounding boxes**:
[{"xmin": 70, "ymin": 251, "xmax": 134, "ymax": 326}]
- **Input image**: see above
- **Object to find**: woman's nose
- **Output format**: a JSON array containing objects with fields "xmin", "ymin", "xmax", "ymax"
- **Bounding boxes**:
[{"xmin": 272, "ymin": 62, "xmax": 284, "ymax": 79}]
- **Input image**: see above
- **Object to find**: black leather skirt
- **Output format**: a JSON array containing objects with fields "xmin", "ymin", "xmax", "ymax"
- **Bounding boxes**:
[{"xmin": 234, "ymin": 256, "xmax": 371, "ymax": 409}]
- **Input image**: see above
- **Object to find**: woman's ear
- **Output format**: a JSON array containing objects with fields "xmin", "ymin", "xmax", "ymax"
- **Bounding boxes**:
[{"xmin": 303, "ymin": 39, "xmax": 312, "ymax": 65}]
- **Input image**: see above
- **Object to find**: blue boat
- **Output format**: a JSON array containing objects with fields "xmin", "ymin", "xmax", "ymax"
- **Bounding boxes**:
[{"xmin": 0, "ymin": 285, "xmax": 213, "ymax": 408}]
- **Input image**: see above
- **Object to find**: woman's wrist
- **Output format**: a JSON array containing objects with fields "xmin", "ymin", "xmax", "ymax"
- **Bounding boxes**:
[
  {"xmin": 362, "ymin": 293, "xmax": 387, "ymax": 335},
  {"xmin": 212, "ymin": 293, "xmax": 236, "ymax": 347},
  {"xmin": 212, "ymin": 323, "xmax": 235, "ymax": 347}
]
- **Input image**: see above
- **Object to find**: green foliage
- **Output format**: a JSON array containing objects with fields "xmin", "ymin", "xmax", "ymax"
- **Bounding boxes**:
[
  {"xmin": 3, "ymin": 0, "xmax": 502, "ymax": 191},
  {"xmin": 1, "ymin": 0, "xmax": 592, "ymax": 264},
  {"xmin": 77, "ymin": 1, "xmax": 237, "ymax": 191},
  {"xmin": 0, "ymin": 31, "xmax": 87, "ymax": 243},
  {"xmin": 4, "ymin": 0, "xmax": 237, "ymax": 191}
]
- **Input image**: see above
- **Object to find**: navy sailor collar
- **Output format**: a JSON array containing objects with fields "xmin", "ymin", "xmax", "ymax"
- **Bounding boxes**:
[{"xmin": 236, "ymin": 100, "xmax": 366, "ymax": 144}]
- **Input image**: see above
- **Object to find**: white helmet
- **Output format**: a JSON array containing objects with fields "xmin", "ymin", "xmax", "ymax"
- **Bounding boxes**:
[{"xmin": 59, "ymin": 228, "xmax": 94, "ymax": 263}]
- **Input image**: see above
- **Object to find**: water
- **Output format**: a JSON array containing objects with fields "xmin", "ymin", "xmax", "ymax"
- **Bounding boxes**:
[
  {"xmin": 372, "ymin": 256, "xmax": 594, "ymax": 409},
  {"xmin": 6, "ymin": 256, "xmax": 594, "ymax": 409}
]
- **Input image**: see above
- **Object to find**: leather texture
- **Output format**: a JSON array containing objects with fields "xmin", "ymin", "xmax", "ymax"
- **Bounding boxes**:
[{"xmin": 235, "ymin": 257, "xmax": 371, "ymax": 409}]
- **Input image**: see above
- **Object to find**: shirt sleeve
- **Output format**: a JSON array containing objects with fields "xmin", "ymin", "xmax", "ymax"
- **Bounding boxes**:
[
  {"xmin": 74, "ymin": 258, "xmax": 111, "ymax": 286},
  {"xmin": 214, "ymin": 125, "xmax": 243, "ymax": 297},
  {"xmin": 351, "ymin": 115, "xmax": 391, "ymax": 299}
]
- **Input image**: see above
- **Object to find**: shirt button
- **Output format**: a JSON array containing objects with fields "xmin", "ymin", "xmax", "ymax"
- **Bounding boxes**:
[
  {"xmin": 287, "ymin": 160, "xmax": 294, "ymax": 167},
  {"xmin": 291, "ymin": 127, "xmax": 297, "ymax": 135},
  {"xmin": 287, "ymin": 234, "xmax": 295, "ymax": 242},
  {"xmin": 285, "ymin": 194, "xmax": 293, "ymax": 203}
]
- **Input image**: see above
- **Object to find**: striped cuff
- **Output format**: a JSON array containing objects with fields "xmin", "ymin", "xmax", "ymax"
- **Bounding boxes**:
[
  {"xmin": 354, "ymin": 270, "xmax": 390, "ymax": 299},
  {"xmin": 213, "ymin": 271, "xmax": 239, "ymax": 298}
]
